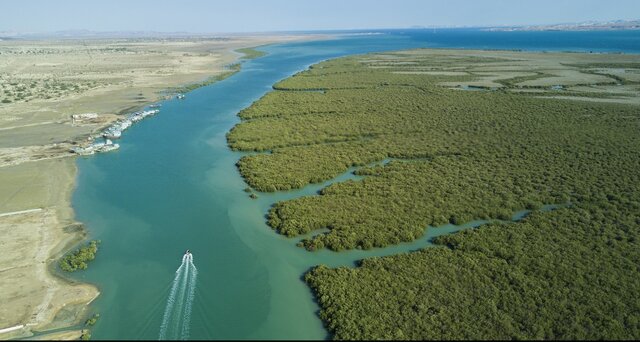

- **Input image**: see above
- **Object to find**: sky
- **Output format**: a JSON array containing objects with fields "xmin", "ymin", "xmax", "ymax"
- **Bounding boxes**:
[{"xmin": 1, "ymin": 0, "xmax": 639, "ymax": 33}]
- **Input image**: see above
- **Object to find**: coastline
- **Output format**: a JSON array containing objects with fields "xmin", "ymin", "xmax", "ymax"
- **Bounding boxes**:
[
  {"xmin": 0, "ymin": 158, "xmax": 98, "ymax": 339},
  {"xmin": 0, "ymin": 34, "xmax": 324, "ymax": 340}
]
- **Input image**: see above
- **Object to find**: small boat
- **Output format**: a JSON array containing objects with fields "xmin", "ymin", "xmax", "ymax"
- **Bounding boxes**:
[
  {"xmin": 177, "ymin": 94, "xmax": 186, "ymax": 100},
  {"xmin": 98, "ymin": 142, "xmax": 120, "ymax": 153},
  {"xmin": 142, "ymin": 109, "xmax": 159, "ymax": 116},
  {"xmin": 102, "ymin": 129, "xmax": 121, "ymax": 139},
  {"xmin": 185, "ymin": 249, "xmax": 191, "ymax": 256},
  {"xmin": 73, "ymin": 139, "xmax": 119, "ymax": 155}
]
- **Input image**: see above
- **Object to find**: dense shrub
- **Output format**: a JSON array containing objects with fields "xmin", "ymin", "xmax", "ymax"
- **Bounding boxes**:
[{"xmin": 59, "ymin": 240, "xmax": 100, "ymax": 272}]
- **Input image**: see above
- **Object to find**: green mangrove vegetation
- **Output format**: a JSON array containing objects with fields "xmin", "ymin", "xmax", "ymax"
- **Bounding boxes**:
[
  {"xmin": 80, "ymin": 330, "xmax": 92, "ymax": 341},
  {"xmin": 236, "ymin": 47, "xmax": 267, "ymax": 60},
  {"xmin": 169, "ymin": 63, "xmax": 241, "ymax": 94},
  {"xmin": 59, "ymin": 240, "xmax": 100, "ymax": 272},
  {"xmin": 85, "ymin": 313, "xmax": 100, "ymax": 326},
  {"xmin": 227, "ymin": 48, "xmax": 640, "ymax": 339},
  {"xmin": 228, "ymin": 49, "xmax": 640, "ymax": 250},
  {"xmin": 306, "ymin": 201, "xmax": 640, "ymax": 339}
]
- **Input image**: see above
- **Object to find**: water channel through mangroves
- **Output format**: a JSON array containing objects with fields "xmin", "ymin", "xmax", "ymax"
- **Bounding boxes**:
[{"xmin": 70, "ymin": 30, "xmax": 640, "ymax": 339}]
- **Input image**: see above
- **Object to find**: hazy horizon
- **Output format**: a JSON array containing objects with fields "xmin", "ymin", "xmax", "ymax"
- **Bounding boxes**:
[{"xmin": 1, "ymin": 0, "xmax": 639, "ymax": 34}]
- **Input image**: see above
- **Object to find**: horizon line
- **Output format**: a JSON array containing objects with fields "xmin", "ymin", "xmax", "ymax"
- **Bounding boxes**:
[{"xmin": 2, "ymin": 18, "xmax": 638, "ymax": 39}]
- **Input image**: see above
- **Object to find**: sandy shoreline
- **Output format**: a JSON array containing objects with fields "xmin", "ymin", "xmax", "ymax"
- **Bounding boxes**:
[
  {"xmin": 0, "ymin": 33, "xmax": 325, "ymax": 340},
  {"xmin": 0, "ymin": 158, "xmax": 98, "ymax": 340}
]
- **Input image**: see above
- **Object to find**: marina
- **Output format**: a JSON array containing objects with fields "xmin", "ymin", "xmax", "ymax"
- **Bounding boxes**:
[
  {"xmin": 71, "ymin": 139, "xmax": 119, "ymax": 155},
  {"xmin": 102, "ymin": 109, "xmax": 159, "ymax": 140},
  {"xmin": 71, "ymin": 109, "xmax": 160, "ymax": 156}
]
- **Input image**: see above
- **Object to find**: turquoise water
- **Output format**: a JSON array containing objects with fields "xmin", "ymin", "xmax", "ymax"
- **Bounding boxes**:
[{"xmin": 71, "ymin": 30, "xmax": 640, "ymax": 339}]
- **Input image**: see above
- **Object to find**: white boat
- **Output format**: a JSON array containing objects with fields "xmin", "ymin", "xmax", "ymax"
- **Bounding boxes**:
[
  {"xmin": 140, "ymin": 110, "xmax": 156, "ymax": 118},
  {"xmin": 72, "ymin": 139, "xmax": 119, "ymax": 155},
  {"xmin": 95, "ymin": 139, "xmax": 119, "ymax": 152},
  {"xmin": 103, "ymin": 130, "xmax": 121, "ymax": 139},
  {"xmin": 98, "ymin": 143, "xmax": 120, "ymax": 153},
  {"xmin": 118, "ymin": 120, "xmax": 132, "ymax": 130},
  {"xmin": 71, "ymin": 146, "xmax": 94, "ymax": 155},
  {"xmin": 102, "ymin": 118, "xmax": 134, "ymax": 139},
  {"xmin": 129, "ymin": 109, "xmax": 158, "ymax": 122}
]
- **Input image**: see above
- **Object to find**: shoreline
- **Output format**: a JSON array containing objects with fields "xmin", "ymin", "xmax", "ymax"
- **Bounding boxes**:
[
  {"xmin": 0, "ymin": 158, "xmax": 98, "ymax": 340},
  {"xmin": 0, "ymin": 34, "xmax": 326, "ymax": 340}
]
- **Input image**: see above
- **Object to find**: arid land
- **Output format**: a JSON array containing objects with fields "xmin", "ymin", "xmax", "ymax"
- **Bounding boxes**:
[{"xmin": 0, "ymin": 34, "xmax": 318, "ymax": 340}]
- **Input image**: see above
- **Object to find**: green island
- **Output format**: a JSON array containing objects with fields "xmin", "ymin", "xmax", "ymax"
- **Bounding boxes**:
[
  {"xmin": 228, "ymin": 49, "xmax": 640, "ymax": 339},
  {"xmin": 236, "ymin": 47, "xmax": 267, "ymax": 60},
  {"xmin": 85, "ymin": 313, "xmax": 100, "ymax": 326},
  {"xmin": 59, "ymin": 240, "xmax": 100, "ymax": 272},
  {"xmin": 80, "ymin": 330, "xmax": 91, "ymax": 341}
]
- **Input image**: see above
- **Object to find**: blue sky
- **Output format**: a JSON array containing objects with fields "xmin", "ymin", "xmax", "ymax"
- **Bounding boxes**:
[{"xmin": 1, "ymin": 0, "xmax": 639, "ymax": 33}]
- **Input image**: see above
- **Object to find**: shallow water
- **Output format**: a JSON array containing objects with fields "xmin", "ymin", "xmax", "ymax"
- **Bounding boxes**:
[{"xmin": 71, "ymin": 30, "xmax": 639, "ymax": 339}]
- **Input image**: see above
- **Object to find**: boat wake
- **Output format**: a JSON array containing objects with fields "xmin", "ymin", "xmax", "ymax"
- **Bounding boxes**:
[{"xmin": 159, "ymin": 252, "xmax": 197, "ymax": 340}]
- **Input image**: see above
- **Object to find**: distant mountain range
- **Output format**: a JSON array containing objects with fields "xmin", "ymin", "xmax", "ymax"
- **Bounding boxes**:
[{"xmin": 487, "ymin": 19, "xmax": 640, "ymax": 31}]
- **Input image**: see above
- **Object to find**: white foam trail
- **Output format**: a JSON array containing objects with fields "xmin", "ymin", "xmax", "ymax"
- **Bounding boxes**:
[
  {"xmin": 159, "ymin": 262, "xmax": 185, "ymax": 339},
  {"xmin": 159, "ymin": 253, "xmax": 197, "ymax": 340},
  {"xmin": 180, "ymin": 257, "xmax": 197, "ymax": 339},
  {"xmin": 168, "ymin": 264, "xmax": 189, "ymax": 338}
]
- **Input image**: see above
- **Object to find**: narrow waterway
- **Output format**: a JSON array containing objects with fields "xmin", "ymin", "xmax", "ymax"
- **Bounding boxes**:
[
  {"xmin": 72, "ymin": 34, "xmax": 432, "ymax": 340},
  {"xmin": 71, "ymin": 30, "xmax": 640, "ymax": 339}
]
